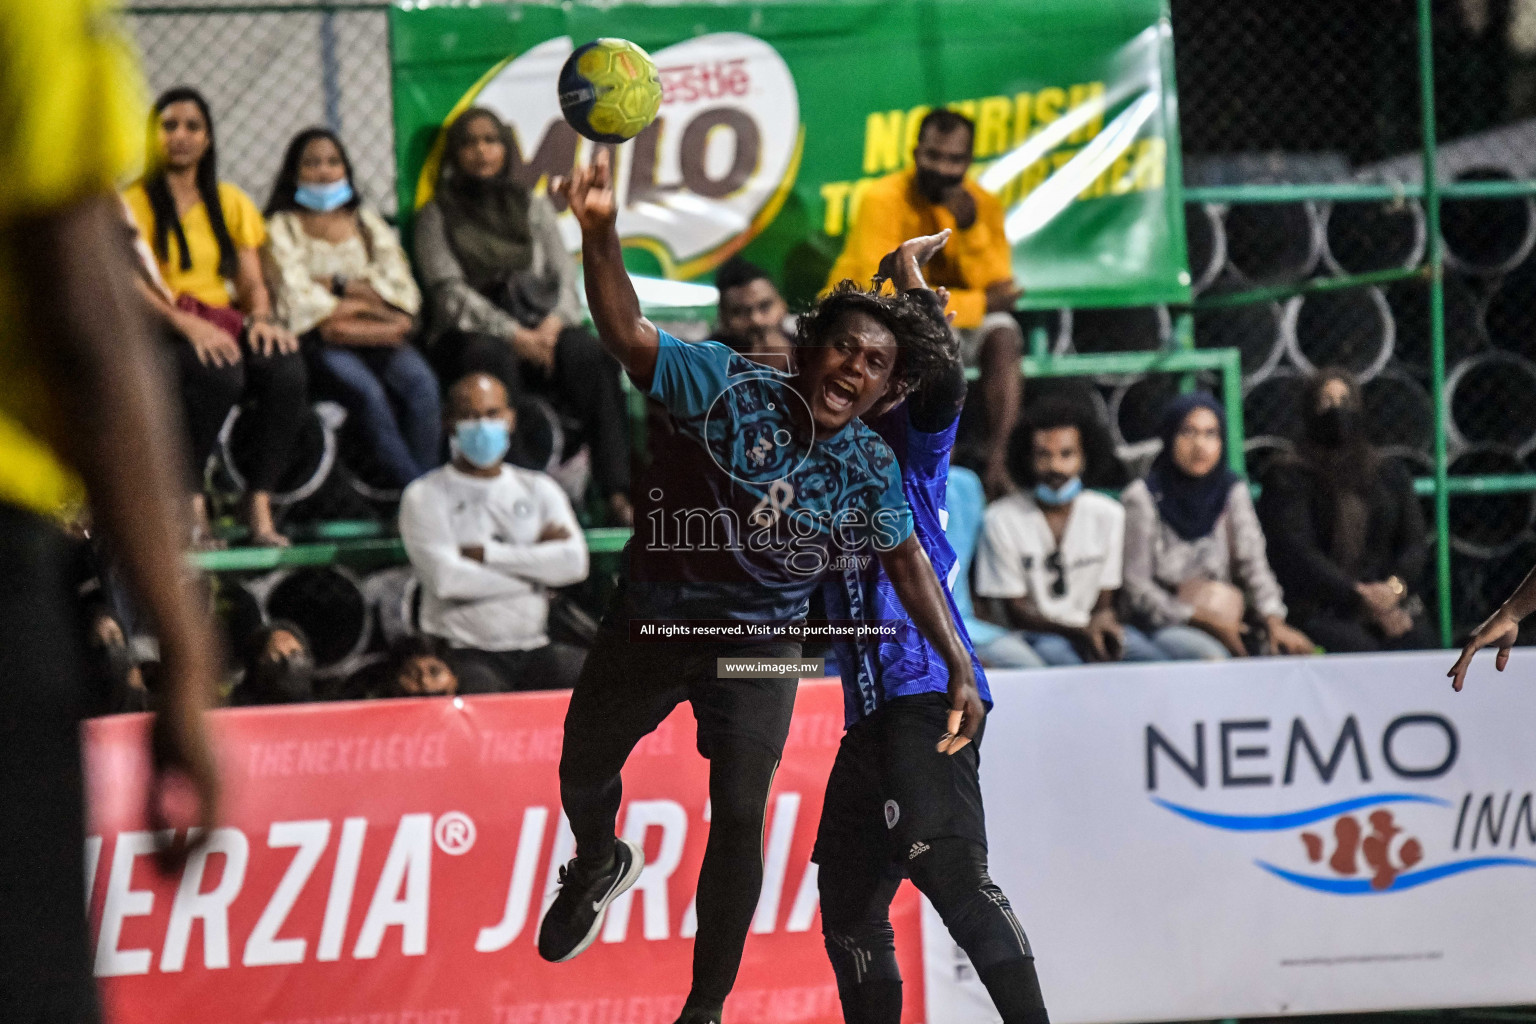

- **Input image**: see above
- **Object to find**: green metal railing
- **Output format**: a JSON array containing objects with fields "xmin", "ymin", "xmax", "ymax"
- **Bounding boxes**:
[{"xmin": 192, "ymin": 526, "xmax": 632, "ymax": 573}]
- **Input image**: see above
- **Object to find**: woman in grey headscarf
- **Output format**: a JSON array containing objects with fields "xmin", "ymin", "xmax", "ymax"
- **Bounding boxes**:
[{"xmin": 414, "ymin": 107, "xmax": 631, "ymax": 524}]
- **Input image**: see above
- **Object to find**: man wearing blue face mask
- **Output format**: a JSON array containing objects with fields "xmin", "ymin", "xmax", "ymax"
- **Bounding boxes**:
[
  {"xmin": 398, "ymin": 372, "xmax": 590, "ymax": 693},
  {"xmin": 973, "ymin": 397, "xmax": 1168, "ymax": 666}
]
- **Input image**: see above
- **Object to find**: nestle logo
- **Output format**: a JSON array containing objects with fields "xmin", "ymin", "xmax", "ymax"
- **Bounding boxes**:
[{"xmin": 660, "ymin": 58, "xmax": 750, "ymax": 104}]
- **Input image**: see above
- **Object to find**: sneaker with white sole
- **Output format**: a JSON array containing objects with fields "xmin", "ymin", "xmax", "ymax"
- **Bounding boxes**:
[{"xmin": 536, "ymin": 837, "xmax": 644, "ymax": 962}]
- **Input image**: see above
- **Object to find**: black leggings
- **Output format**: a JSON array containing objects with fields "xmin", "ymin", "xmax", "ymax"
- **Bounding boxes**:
[
  {"xmin": 169, "ymin": 331, "xmax": 308, "ymax": 492},
  {"xmin": 820, "ymin": 837, "xmax": 1049, "ymax": 1024},
  {"xmin": 557, "ymin": 616, "xmax": 798, "ymax": 1016},
  {"xmin": 433, "ymin": 328, "xmax": 630, "ymax": 497}
]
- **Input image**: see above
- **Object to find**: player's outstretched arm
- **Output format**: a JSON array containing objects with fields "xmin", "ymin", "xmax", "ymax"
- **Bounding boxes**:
[
  {"xmin": 879, "ymin": 534, "xmax": 986, "ymax": 753},
  {"xmin": 1449, "ymin": 561, "xmax": 1536, "ymax": 690},
  {"xmin": 552, "ymin": 149, "xmax": 660, "ymax": 388},
  {"xmin": 15, "ymin": 195, "xmax": 221, "ymax": 868}
]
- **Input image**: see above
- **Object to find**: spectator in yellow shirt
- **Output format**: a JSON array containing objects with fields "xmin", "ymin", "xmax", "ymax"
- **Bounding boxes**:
[
  {"xmin": 123, "ymin": 86, "xmax": 307, "ymax": 547},
  {"xmin": 827, "ymin": 109, "xmax": 1023, "ymax": 496},
  {"xmin": 0, "ymin": 1, "xmax": 220, "ymax": 1017}
]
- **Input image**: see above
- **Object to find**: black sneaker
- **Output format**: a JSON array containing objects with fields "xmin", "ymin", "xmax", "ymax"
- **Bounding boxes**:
[
  {"xmin": 670, "ymin": 1007, "xmax": 723, "ymax": 1024},
  {"xmin": 536, "ymin": 837, "xmax": 644, "ymax": 962}
]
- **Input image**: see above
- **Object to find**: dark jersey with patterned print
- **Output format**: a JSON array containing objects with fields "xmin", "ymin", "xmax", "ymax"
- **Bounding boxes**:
[{"xmin": 625, "ymin": 333, "xmax": 914, "ymax": 626}]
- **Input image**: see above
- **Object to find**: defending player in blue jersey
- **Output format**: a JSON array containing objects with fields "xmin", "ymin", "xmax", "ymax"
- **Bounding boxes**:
[{"xmin": 817, "ymin": 243, "xmax": 1050, "ymax": 1024}]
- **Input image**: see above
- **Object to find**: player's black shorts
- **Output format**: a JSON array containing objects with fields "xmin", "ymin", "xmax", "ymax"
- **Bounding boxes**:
[
  {"xmin": 0, "ymin": 504, "xmax": 102, "ymax": 1023},
  {"xmin": 813, "ymin": 691, "xmax": 987, "ymax": 871},
  {"xmin": 561, "ymin": 592, "xmax": 803, "ymax": 769}
]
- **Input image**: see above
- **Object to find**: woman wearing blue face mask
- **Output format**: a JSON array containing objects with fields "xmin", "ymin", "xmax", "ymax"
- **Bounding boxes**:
[{"xmin": 264, "ymin": 128, "xmax": 441, "ymax": 488}]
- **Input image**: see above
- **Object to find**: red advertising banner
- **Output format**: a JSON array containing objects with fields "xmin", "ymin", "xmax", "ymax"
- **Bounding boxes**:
[{"xmin": 83, "ymin": 679, "xmax": 924, "ymax": 1024}]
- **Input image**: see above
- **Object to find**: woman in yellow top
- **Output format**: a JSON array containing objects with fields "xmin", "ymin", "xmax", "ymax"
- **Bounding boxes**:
[{"xmin": 123, "ymin": 87, "xmax": 307, "ymax": 547}]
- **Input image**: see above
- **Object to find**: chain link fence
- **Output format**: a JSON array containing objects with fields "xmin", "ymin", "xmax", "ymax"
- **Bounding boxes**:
[{"xmin": 125, "ymin": 1, "xmax": 397, "ymax": 217}]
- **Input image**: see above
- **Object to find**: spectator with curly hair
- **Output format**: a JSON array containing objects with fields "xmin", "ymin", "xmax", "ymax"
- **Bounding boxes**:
[
  {"xmin": 414, "ymin": 107, "xmax": 631, "ymax": 523},
  {"xmin": 264, "ymin": 127, "xmax": 439, "ymax": 489},
  {"xmin": 123, "ymin": 86, "xmax": 307, "ymax": 547},
  {"xmin": 974, "ymin": 397, "xmax": 1169, "ymax": 666}
]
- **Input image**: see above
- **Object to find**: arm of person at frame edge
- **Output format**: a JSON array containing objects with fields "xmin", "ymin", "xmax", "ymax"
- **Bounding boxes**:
[
  {"xmin": 13, "ymin": 195, "xmax": 221, "ymax": 867},
  {"xmin": 1449, "ymin": 560, "xmax": 1536, "ymax": 691},
  {"xmin": 553, "ymin": 150, "xmax": 659, "ymax": 389},
  {"xmin": 880, "ymin": 534, "xmax": 985, "ymax": 753}
]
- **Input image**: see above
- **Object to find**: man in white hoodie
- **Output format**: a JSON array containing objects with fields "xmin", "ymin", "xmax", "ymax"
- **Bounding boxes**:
[{"xmin": 399, "ymin": 372, "xmax": 589, "ymax": 692}]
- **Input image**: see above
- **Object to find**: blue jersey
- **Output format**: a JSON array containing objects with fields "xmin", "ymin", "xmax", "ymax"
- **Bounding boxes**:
[
  {"xmin": 821, "ymin": 405, "xmax": 992, "ymax": 727},
  {"xmin": 626, "ymin": 333, "xmax": 914, "ymax": 626}
]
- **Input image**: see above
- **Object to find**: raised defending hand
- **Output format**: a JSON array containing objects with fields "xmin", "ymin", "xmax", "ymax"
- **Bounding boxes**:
[
  {"xmin": 551, "ymin": 148, "xmax": 617, "ymax": 236},
  {"xmin": 1448, "ymin": 607, "xmax": 1521, "ymax": 691},
  {"xmin": 875, "ymin": 229, "xmax": 952, "ymax": 292}
]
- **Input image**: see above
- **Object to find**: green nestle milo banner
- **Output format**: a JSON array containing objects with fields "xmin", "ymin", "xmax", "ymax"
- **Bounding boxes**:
[{"xmin": 389, "ymin": 0, "xmax": 1189, "ymax": 310}]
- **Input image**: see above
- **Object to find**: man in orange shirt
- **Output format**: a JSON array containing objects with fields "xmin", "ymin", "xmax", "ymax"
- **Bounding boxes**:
[{"xmin": 827, "ymin": 109, "xmax": 1023, "ymax": 496}]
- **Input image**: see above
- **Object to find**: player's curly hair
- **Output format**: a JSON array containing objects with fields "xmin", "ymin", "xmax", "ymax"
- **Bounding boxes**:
[{"xmin": 795, "ymin": 281, "xmax": 956, "ymax": 397}]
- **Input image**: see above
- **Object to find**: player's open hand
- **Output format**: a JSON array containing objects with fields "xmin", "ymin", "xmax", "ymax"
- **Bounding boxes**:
[
  {"xmin": 1448, "ymin": 607, "xmax": 1521, "ymax": 691},
  {"xmin": 551, "ymin": 148, "xmax": 617, "ymax": 235},
  {"xmin": 937, "ymin": 664, "xmax": 985, "ymax": 755},
  {"xmin": 876, "ymin": 230, "xmax": 952, "ymax": 293}
]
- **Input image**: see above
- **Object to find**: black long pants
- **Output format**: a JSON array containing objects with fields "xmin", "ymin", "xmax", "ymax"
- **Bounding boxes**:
[
  {"xmin": 169, "ymin": 332, "xmax": 308, "ymax": 492},
  {"xmin": 446, "ymin": 640, "xmax": 586, "ymax": 694},
  {"xmin": 815, "ymin": 696, "xmax": 1047, "ymax": 1024},
  {"xmin": 433, "ymin": 328, "xmax": 630, "ymax": 497},
  {"xmin": 557, "ymin": 612, "xmax": 799, "ymax": 1012},
  {"xmin": 0, "ymin": 505, "xmax": 101, "ymax": 1024},
  {"xmin": 1295, "ymin": 610, "xmax": 1440, "ymax": 654}
]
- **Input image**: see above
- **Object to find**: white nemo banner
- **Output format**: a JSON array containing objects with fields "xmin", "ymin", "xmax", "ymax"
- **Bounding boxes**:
[{"xmin": 924, "ymin": 650, "xmax": 1536, "ymax": 1024}]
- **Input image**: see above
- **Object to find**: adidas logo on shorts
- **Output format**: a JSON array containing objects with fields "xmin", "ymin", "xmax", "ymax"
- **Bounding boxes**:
[{"xmin": 907, "ymin": 840, "xmax": 931, "ymax": 860}]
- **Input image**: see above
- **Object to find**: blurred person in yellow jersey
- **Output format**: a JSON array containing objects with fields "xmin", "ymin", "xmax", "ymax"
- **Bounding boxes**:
[
  {"xmin": 0, "ymin": 0, "xmax": 222, "ymax": 1019},
  {"xmin": 826, "ymin": 108, "xmax": 1024, "ymax": 498}
]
